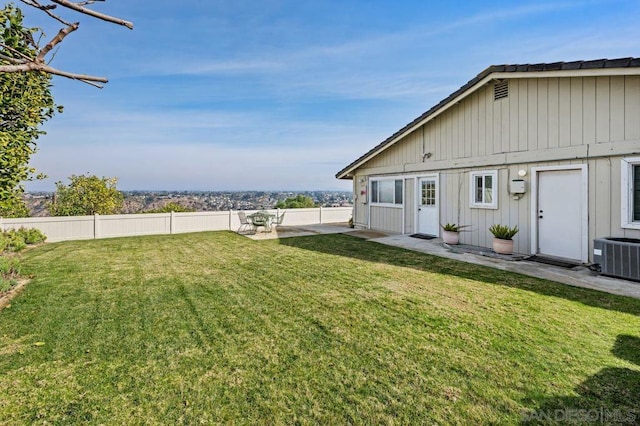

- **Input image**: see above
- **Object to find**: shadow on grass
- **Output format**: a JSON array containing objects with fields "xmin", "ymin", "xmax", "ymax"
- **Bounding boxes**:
[
  {"xmin": 521, "ymin": 335, "xmax": 640, "ymax": 424},
  {"xmin": 612, "ymin": 335, "xmax": 640, "ymax": 365},
  {"xmin": 277, "ymin": 234, "xmax": 640, "ymax": 316}
]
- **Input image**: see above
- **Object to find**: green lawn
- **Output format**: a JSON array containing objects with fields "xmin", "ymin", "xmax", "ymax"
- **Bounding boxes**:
[{"xmin": 1, "ymin": 232, "xmax": 639, "ymax": 424}]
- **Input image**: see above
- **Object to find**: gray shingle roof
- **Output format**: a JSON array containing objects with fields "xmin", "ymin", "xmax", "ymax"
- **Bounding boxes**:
[{"xmin": 336, "ymin": 57, "xmax": 640, "ymax": 179}]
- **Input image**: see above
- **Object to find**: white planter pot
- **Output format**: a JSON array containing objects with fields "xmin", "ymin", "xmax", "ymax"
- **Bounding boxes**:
[
  {"xmin": 493, "ymin": 238, "xmax": 514, "ymax": 254},
  {"xmin": 442, "ymin": 230, "xmax": 459, "ymax": 245}
]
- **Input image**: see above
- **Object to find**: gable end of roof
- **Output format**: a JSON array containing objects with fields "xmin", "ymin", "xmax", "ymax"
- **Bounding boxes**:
[{"xmin": 336, "ymin": 57, "xmax": 640, "ymax": 179}]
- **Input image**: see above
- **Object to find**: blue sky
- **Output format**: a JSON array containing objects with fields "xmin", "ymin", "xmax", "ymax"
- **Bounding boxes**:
[{"xmin": 22, "ymin": 0, "xmax": 640, "ymax": 191}]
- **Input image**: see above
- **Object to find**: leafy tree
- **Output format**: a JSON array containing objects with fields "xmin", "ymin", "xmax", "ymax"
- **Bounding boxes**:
[
  {"xmin": 144, "ymin": 202, "xmax": 196, "ymax": 213},
  {"xmin": 0, "ymin": 2, "xmax": 131, "ymax": 217},
  {"xmin": 275, "ymin": 194, "xmax": 316, "ymax": 209},
  {"xmin": 0, "ymin": 4, "xmax": 58, "ymax": 218},
  {"xmin": 49, "ymin": 174, "xmax": 124, "ymax": 216}
]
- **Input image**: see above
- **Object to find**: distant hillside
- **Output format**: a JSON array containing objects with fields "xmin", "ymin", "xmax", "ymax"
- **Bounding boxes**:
[{"xmin": 23, "ymin": 191, "xmax": 353, "ymax": 217}]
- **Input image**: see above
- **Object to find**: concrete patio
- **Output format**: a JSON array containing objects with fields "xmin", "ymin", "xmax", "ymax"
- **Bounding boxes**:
[
  {"xmin": 241, "ymin": 224, "xmax": 640, "ymax": 299},
  {"xmin": 241, "ymin": 223, "xmax": 354, "ymax": 240}
]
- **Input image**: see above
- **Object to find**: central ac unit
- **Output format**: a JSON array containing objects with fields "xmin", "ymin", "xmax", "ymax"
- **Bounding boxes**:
[{"xmin": 593, "ymin": 237, "xmax": 640, "ymax": 282}]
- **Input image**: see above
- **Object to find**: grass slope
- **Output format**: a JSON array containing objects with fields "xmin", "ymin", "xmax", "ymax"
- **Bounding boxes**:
[{"xmin": 0, "ymin": 232, "xmax": 639, "ymax": 424}]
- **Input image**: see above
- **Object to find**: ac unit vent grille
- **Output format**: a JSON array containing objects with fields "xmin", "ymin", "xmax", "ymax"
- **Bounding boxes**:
[
  {"xmin": 593, "ymin": 238, "xmax": 640, "ymax": 281},
  {"xmin": 494, "ymin": 80, "xmax": 509, "ymax": 101}
]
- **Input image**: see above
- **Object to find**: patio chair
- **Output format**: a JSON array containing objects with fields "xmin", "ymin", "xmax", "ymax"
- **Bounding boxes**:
[
  {"xmin": 272, "ymin": 211, "xmax": 286, "ymax": 229},
  {"xmin": 237, "ymin": 211, "xmax": 255, "ymax": 234}
]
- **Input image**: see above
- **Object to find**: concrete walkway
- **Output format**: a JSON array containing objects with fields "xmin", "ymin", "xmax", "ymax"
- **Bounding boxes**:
[
  {"xmin": 369, "ymin": 234, "xmax": 640, "ymax": 300},
  {"xmin": 241, "ymin": 224, "xmax": 640, "ymax": 299}
]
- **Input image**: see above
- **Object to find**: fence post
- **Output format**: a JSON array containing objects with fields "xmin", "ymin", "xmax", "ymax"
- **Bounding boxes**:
[
  {"xmin": 94, "ymin": 213, "xmax": 100, "ymax": 239},
  {"xmin": 170, "ymin": 211, "xmax": 174, "ymax": 234},
  {"xmin": 319, "ymin": 206, "xmax": 323, "ymax": 224},
  {"xmin": 228, "ymin": 210, "xmax": 232, "ymax": 231}
]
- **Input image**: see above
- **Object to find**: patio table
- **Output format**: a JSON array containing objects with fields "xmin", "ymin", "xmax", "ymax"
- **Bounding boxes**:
[{"xmin": 248, "ymin": 211, "xmax": 276, "ymax": 232}]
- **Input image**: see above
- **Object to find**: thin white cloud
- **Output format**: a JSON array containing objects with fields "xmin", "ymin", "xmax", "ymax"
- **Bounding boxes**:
[
  {"xmin": 155, "ymin": 59, "xmax": 285, "ymax": 76},
  {"xmin": 116, "ymin": 0, "xmax": 593, "ymax": 113},
  {"xmin": 292, "ymin": 2, "xmax": 580, "ymax": 60},
  {"xmin": 475, "ymin": 21, "xmax": 640, "ymax": 64},
  {"xmin": 131, "ymin": 2, "xmax": 582, "ymax": 80},
  {"xmin": 441, "ymin": 2, "xmax": 578, "ymax": 30}
]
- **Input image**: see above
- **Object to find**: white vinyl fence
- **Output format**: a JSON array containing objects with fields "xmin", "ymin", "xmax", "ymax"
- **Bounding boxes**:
[{"xmin": 0, "ymin": 207, "xmax": 352, "ymax": 243}]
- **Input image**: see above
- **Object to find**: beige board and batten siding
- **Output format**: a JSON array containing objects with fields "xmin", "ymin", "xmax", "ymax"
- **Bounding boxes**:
[
  {"xmin": 353, "ymin": 75, "xmax": 640, "ymax": 257},
  {"xmin": 404, "ymin": 178, "xmax": 415, "ymax": 234},
  {"xmin": 360, "ymin": 76, "xmax": 640, "ymax": 171},
  {"xmin": 370, "ymin": 205, "xmax": 403, "ymax": 234},
  {"xmin": 588, "ymin": 156, "xmax": 640, "ymax": 239}
]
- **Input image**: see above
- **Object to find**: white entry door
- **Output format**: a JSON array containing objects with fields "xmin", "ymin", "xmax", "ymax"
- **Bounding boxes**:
[
  {"xmin": 537, "ymin": 169, "xmax": 583, "ymax": 261},
  {"xmin": 418, "ymin": 176, "xmax": 439, "ymax": 236}
]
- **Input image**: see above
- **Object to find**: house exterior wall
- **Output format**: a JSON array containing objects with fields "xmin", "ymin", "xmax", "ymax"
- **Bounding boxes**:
[{"xmin": 352, "ymin": 75, "xmax": 640, "ymax": 260}]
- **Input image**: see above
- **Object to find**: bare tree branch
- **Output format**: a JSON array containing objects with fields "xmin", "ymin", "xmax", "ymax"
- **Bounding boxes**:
[
  {"xmin": 51, "ymin": 0, "xmax": 133, "ymax": 29},
  {"xmin": 77, "ymin": 1, "xmax": 106, "ymax": 6},
  {"xmin": 42, "ymin": 65, "xmax": 108, "ymax": 87},
  {"xmin": 2, "ymin": 0, "xmax": 132, "ymax": 87},
  {"xmin": 37, "ymin": 22, "xmax": 78, "ymax": 62},
  {"xmin": 19, "ymin": 0, "xmax": 72, "ymax": 26},
  {"xmin": 0, "ymin": 62, "xmax": 108, "ymax": 87},
  {"xmin": 0, "ymin": 42, "xmax": 33, "ymax": 61},
  {"xmin": 0, "ymin": 63, "xmax": 40, "ymax": 72},
  {"xmin": 0, "ymin": 54, "xmax": 27, "ymax": 64},
  {"xmin": 19, "ymin": 0, "xmax": 56, "ymax": 11}
]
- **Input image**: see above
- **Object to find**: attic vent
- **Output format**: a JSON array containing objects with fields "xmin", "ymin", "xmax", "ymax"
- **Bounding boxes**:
[{"xmin": 494, "ymin": 80, "xmax": 509, "ymax": 101}]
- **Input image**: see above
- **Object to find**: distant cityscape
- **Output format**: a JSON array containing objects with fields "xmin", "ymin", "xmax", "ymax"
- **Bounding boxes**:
[{"xmin": 23, "ymin": 190, "xmax": 354, "ymax": 217}]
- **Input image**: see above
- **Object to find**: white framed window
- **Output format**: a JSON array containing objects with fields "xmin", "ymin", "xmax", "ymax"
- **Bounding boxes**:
[
  {"xmin": 470, "ymin": 170, "xmax": 498, "ymax": 209},
  {"xmin": 371, "ymin": 178, "xmax": 403, "ymax": 207},
  {"xmin": 621, "ymin": 157, "xmax": 640, "ymax": 229}
]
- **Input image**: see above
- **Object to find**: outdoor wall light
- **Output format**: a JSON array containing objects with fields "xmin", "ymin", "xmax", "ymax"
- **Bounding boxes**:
[{"xmin": 517, "ymin": 169, "xmax": 527, "ymax": 177}]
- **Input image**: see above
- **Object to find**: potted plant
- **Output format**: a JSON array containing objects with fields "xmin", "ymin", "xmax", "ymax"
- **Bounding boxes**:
[
  {"xmin": 440, "ymin": 223, "xmax": 469, "ymax": 245},
  {"xmin": 489, "ymin": 224, "xmax": 519, "ymax": 254}
]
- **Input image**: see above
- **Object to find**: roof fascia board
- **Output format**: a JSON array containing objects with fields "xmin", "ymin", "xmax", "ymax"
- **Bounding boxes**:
[{"xmin": 492, "ymin": 68, "xmax": 640, "ymax": 79}]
